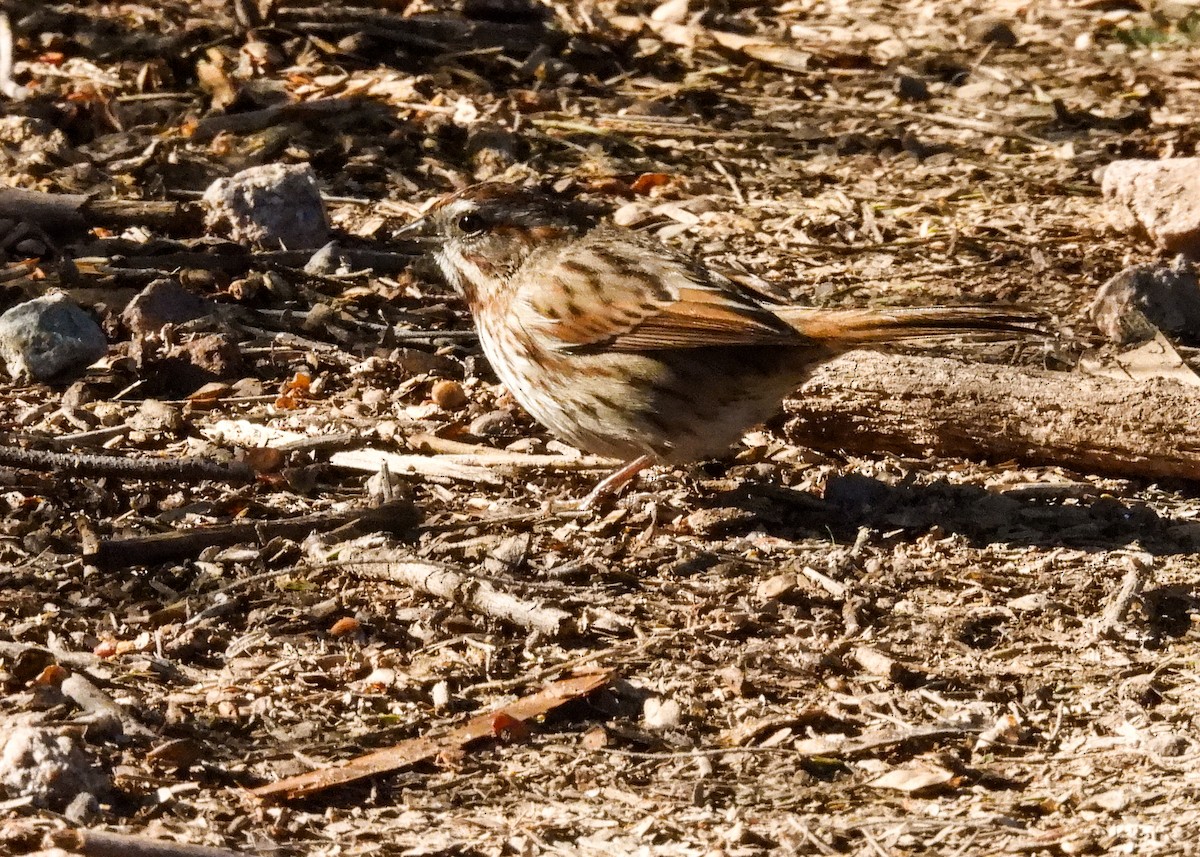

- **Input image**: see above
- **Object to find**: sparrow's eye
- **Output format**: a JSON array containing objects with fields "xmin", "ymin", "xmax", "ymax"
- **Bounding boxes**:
[{"xmin": 455, "ymin": 213, "xmax": 487, "ymax": 235}]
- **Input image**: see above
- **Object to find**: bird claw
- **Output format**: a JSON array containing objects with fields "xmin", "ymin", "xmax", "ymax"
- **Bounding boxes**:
[{"xmin": 578, "ymin": 455, "xmax": 653, "ymax": 511}]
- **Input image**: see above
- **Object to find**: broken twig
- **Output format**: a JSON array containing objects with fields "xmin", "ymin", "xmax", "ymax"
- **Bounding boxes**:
[
  {"xmin": 252, "ymin": 670, "xmax": 611, "ymax": 802},
  {"xmin": 48, "ymin": 829, "xmax": 250, "ymax": 857},
  {"xmin": 85, "ymin": 499, "xmax": 419, "ymax": 570},
  {"xmin": 0, "ymin": 445, "xmax": 255, "ymax": 483},
  {"xmin": 329, "ymin": 545, "xmax": 575, "ymax": 637}
]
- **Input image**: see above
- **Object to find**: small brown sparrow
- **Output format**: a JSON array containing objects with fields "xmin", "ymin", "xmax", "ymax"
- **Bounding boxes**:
[{"xmin": 408, "ymin": 183, "xmax": 1037, "ymax": 500}]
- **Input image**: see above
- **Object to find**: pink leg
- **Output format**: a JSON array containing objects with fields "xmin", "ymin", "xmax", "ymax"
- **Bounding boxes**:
[{"xmin": 580, "ymin": 455, "xmax": 653, "ymax": 509}]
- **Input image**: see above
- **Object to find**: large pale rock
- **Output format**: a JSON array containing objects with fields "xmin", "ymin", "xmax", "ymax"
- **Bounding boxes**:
[
  {"xmin": 202, "ymin": 163, "xmax": 329, "ymax": 250},
  {"xmin": 1102, "ymin": 158, "xmax": 1200, "ymax": 257},
  {"xmin": 0, "ymin": 723, "xmax": 108, "ymax": 808},
  {"xmin": 0, "ymin": 293, "xmax": 107, "ymax": 381}
]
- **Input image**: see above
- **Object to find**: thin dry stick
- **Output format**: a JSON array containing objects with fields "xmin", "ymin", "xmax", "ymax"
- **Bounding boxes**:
[
  {"xmin": 48, "ymin": 829, "xmax": 250, "ymax": 857},
  {"xmin": 330, "ymin": 547, "xmax": 576, "ymax": 637},
  {"xmin": 0, "ymin": 640, "xmax": 101, "ymax": 673},
  {"xmin": 330, "ymin": 447, "xmax": 614, "ymax": 484},
  {"xmin": 606, "ymin": 725, "xmax": 974, "ymax": 759},
  {"xmin": 86, "ymin": 246, "xmax": 423, "ymax": 276},
  {"xmin": 189, "ymin": 97, "xmax": 366, "ymax": 141},
  {"xmin": 0, "ymin": 445, "xmax": 255, "ymax": 483},
  {"xmin": 330, "ymin": 449, "xmax": 503, "ymax": 485},
  {"xmin": 0, "ymin": 188, "xmax": 203, "ymax": 233},
  {"xmin": 252, "ymin": 670, "xmax": 611, "ymax": 802},
  {"xmin": 86, "ymin": 499, "xmax": 419, "ymax": 570}
]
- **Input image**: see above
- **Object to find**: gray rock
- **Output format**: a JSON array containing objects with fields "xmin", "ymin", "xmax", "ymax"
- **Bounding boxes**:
[
  {"xmin": 1090, "ymin": 257, "xmax": 1200, "ymax": 344},
  {"xmin": 0, "ymin": 115, "xmax": 70, "ymax": 162},
  {"xmin": 0, "ymin": 723, "xmax": 109, "ymax": 808},
  {"xmin": 894, "ymin": 74, "xmax": 931, "ymax": 102},
  {"xmin": 202, "ymin": 162, "xmax": 330, "ymax": 250},
  {"xmin": 1102, "ymin": 158, "xmax": 1200, "ymax": 257},
  {"xmin": 304, "ymin": 241, "xmax": 350, "ymax": 275},
  {"xmin": 0, "ymin": 292, "xmax": 107, "ymax": 381},
  {"xmin": 128, "ymin": 399, "xmax": 184, "ymax": 434},
  {"xmin": 965, "ymin": 16, "xmax": 1018, "ymax": 46},
  {"xmin": 121, "ymin": 277, "xmax": 213, "ymax": 336}
]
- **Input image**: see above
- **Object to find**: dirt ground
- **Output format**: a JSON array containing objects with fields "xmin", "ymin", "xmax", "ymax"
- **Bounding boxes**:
[{"xmin": 2, "ymin": 1, "xmax": 1200, "ymax": 855}]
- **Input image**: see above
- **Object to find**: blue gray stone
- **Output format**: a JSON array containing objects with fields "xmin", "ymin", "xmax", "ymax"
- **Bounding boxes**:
[{"xmin": 0, "ymin": 292, "xmax": 108, "ymax": 381}]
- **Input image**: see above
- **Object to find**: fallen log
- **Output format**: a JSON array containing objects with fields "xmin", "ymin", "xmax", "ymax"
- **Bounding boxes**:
[
  {"xmin": 0, "ymin": 187, "xmax": 204, "ymax": 235},
  {"xmin": 783, "ymin": 351, "xmax": 1200, "ymax": 482}
]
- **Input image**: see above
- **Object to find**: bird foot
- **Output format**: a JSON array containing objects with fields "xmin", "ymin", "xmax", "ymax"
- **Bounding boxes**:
[{"xmin": 579, "ymin": 455, "xmax": 653, "ymax": 510}]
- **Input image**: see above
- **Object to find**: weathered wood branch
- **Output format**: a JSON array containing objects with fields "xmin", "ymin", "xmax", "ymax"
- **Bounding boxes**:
[
  {"xmin": 0, "ymin": 188, "xmax": 204, "ymax": 234},
  {"xmin": 328, "ymin": 544, "xmax": 577, "ymax": 638},
  {"xmin": 48, "ymin": 829, "xmax": 250, "ymax": 857},
  {"xmin": 84, "ymin": 499, "xmax": 420, "ymax": 570},
  {"xmin": 783, "ymin": 351, "xmax": 1200, "ymax": 482},
  {"xmin": 251, "ymin": 671, "xmax": 610, "ymax": 802},
  {"xmin": 0, "ymin": 444, "xmax": 256, "ymax": 483},
  {"xmin": 277, "ymin": 10, "xmax": 563, "ymax": 55}
]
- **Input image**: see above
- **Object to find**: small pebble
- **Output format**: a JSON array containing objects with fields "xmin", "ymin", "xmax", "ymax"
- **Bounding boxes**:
[
  {"xmin": 1090, "ymin": 256, "xmax": 1200, "ymax": 343},
  {"xmin": 643, "ymin": 697, "xmax": 683, "ymax": 731},
  {"xmin": 469, "ymin": 409, "xmax": 516, "ymax": 436},
  {"xmin": 361, "ymin": 388, "xmax": 388, "ymax": 407},
  {"xmin": 966, "ymin": 16, "xmax": 1018, "ymax": 46},
  {"xmin": 894, "ymin": 74, "xmax": 930, "ymax": 102},
  {"xmin": 13, "ymin": 237, "xmax": 46, "ymax": 257},
  {"xmin": 1102, "ymin": 158, "xmax": 1200, "ymax": 257},
  {"xmin": 91, "ymin": 401, "xmax": 125, "ymax": 426},
  {"xmin": 0, "ymin": 724, "xmax": 109, "ymax": 808},
  {"xmin": 303, "ymin": 302, "xmax": 336, "ymax": 332},
  {"xmin": 431, "ymin": 680, "xmax": 451, "ymax": 709},
  {"xmin": 431, "ymin": 379, "xmax": 468, "ymax": 410},
  {"xmin": 122, "ymin": 278, "xmax": 213, "ymax": 336},
  {"xmin": 128, "ymin": 400, "xmax": 183, "ymax": 434}
]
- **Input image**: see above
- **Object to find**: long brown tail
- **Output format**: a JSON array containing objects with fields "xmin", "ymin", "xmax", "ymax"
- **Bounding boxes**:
[{"xmin": 775, "ymin": 306, "xmax": 1043, "ymax": 344}]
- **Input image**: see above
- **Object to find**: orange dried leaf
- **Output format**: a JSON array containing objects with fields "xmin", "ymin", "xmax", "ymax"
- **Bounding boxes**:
[
  {"xmin": 242, "ymin": 446, "xmax": 286, "ymax": 474},
  {"xmin": 32, "ymin": 664, "xmax": 68, "ymax": 686},
  {"xmin": 284, "ymin": 370, "xmax": 312, "ymax": 393},
  {"xmin": 631, "ymin": 173, "xmax": 672, "ymax": 195},
  {"xmin": 329, "ymin": 617, "xmax": 361, "ymax": 637},
  {"xmin": 587, "ymin": 178, "xmax": 634, "ymax": 197},
  {"xmin": 490, "ymin": 712, "xmax": 530, "ymax": 743},
  {"xmin": 66, "ymin": 87, "xmax": 105, "ymax": 105}
]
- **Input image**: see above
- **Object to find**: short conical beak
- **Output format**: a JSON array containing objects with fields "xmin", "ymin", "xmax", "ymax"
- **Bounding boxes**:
[{"xmin": 394, "ymin": 214, "xmax": 439, "ymax": 243}]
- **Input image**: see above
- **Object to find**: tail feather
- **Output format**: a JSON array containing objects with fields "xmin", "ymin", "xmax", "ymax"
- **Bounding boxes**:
[{"xmin": 775, "ymin": 306, "xmax": 1043, "ymax": 344}]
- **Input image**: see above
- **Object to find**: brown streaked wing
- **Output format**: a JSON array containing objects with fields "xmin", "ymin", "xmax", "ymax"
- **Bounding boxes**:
[{"xmin": 517, "ymin": 246, "xmax": 805, "ymax": 352}]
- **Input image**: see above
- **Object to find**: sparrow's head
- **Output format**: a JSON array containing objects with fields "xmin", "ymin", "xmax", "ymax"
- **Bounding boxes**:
[{"xmin": 412, "ymin": 183, "xmax": 597, "ymax": 303}]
